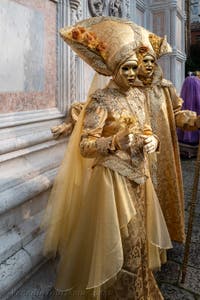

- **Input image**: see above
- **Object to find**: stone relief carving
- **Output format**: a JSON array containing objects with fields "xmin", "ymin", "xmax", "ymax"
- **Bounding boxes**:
[
  {"xmin": 88, "ymin": 0, "xmax": 106, "ymax": 17},
  {"xmin": 88, "ymin": 0, "xmax": 130, "ymax": 18},
  {"xmin": 124, "ymin": 0, "xmax": 130, "ymax": 18},
  {"xmin": 69, "ymin": 0, "xmax": 81, "ymax": 11},
  {"xmin": 109, "ymin": 0, "xmax": 122, "ymax": 17},
  {"xmin": 69, "ymin": 0, "xmax": 82, "ymax": 20},
  {"xmin": 76, "ymin": 4, "xmax": 82, "ymax": 20}
]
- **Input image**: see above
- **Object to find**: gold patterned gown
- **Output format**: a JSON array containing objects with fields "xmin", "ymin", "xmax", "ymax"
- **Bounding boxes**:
[
  {"xmin": 134, "ymin": 65, "xmax": 197, "ymax": 244},
  {"xmin": 50, "ymin": 80, "xmax": 172, "ymax": 300},
  {"xmin": 44, "ymin": 80, "xmax": 172, "ymax": 300}
]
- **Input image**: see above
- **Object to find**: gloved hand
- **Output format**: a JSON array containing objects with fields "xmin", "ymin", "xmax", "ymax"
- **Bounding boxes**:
[
  {"xmin": 175, "ymin": 110, "xmax": 197, "ymax": 128},
  {"xmin": 51, "ymin": 122, "xmax": 73, "ymax": 139},
  {"xmin": 196, "ymin": 115, "xmax": 200, "ymax": 129},
  {"xmin": 114, "ymin": 130, "xmax": 159, "ymax": 153},
  {"xmin": 113, "ymin": 129, "xmax": 134, "ymax": 151},
  {"xmin": 141, "ymin": 135, "xmax": 158, "ymax": 153}
]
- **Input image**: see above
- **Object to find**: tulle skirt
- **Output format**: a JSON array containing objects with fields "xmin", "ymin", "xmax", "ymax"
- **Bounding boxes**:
[{"xmin": 46, "ymin": 166, "xmax": 171, "ymax": 299}]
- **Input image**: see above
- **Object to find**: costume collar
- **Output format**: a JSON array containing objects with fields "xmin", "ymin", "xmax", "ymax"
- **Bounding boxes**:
[{"xmin": 107, "ymin": 79, "xmax": 135, "ymax": 96}]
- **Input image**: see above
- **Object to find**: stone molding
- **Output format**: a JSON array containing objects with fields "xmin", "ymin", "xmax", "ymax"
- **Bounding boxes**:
[
  {"xmin": 149, "ymin": 0, "xmax": 181, "ymax": 10},
  {"xmin": 0, "ymin": 108, "xmax": 64, "ymax": 129}
]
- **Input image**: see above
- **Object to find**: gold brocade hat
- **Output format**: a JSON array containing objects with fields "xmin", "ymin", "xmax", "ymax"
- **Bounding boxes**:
[
  {"xmin": 137, "ymin": 33, "xmax": 172, "ymax": 62},
  {"xmin": 59, "ymin": 17, "xmax": 172, "ymax": 76}
]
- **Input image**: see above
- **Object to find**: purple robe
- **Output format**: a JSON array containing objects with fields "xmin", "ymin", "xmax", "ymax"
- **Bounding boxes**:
[{"xmin": 177, "ymin": 76, "xmax": 200, "ymax": 145}]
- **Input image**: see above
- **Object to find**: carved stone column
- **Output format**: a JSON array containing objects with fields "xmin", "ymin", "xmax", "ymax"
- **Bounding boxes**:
[
  {"xmin": 69, "ymin": 0, "xmax": 81, "ymax": 103},
  {"xmin": 148, "ymin": 0, "xmax": 186, "ymax": 91}
]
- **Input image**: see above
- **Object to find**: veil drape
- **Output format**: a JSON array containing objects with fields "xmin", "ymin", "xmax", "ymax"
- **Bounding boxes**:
[{"xmin": 42, "ymin": 73, "xmax": 110, "ymax": 257}]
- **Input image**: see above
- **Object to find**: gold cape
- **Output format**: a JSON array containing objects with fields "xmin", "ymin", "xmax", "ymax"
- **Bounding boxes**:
[{"xmin": 134, "ymin": 64, "xmax": 185, "ymax": 242}]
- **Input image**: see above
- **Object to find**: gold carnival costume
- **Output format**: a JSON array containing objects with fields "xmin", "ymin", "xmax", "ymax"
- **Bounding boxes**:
[
  {"xmin": 42, "ymin": 17, "xmax": 173, "ymax": 299},
  {"xmin": 134, "ymin": 44, "xmax": 199, "ymax": 243}
]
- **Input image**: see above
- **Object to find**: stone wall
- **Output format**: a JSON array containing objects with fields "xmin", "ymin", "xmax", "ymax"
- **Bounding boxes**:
[
  {"xmin": 0, "ymin": 0, "xmax": 186, "ymax": 298},
  {"xmin": 0, "ymin": 1, "xmax": 66, "ymax": 298}
]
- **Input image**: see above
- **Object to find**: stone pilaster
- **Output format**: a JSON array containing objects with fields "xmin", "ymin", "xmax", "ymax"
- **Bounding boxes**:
[
  {"xmin": 147, "ymin": 0, "xmax": 186, "ymax": 91},
  {"xmin": 69, "ymin": 0, "xmax": 81, "ymax": 103}
]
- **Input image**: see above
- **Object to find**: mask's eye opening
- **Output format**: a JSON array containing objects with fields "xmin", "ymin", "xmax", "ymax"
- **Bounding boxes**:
[
  {"xmin": 131, "ymin": 65, "xmax": 138, "ymax": 70},
  {"xmin": 122, "ymin": 66, "xmax": 129, "ymax": 71}
]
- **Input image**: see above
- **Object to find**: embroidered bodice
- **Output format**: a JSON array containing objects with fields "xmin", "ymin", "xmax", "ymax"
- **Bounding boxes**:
[{"xmin": 80, "ymin": 80, "xmax": 150, "ymax": 184}]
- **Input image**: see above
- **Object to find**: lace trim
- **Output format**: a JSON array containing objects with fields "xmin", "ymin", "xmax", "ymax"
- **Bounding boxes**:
[
  {"xmin": 96, "ymin": 136, "xmax": 115, "ymax": 155},
  {"xmin": 95, "ymin": 155, "xmax": 148, "ymax": 184}
]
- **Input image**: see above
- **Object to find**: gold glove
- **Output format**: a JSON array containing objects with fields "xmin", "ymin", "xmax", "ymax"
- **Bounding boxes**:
[
  {"xmin": 195, "ymin": 115, "xmax": 200, "ymax": 129},
  {"xmin": 175, "ymin": 110, "xmax": 197, "ymax": 128},
  {"xmin": 51, "ymin": 122, "xmax": 73, "ymax": 139},
  {"xmin": 113, "ymin": 128, "xmax": 132, "ymax": 151}
]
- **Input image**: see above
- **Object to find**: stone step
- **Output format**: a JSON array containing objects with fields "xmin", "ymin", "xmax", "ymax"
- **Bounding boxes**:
[
  {"xmin": 7, "ymin": 259, "xmax": 56, "ymax": 300},
  {"xmin": 0, "ymin": 233, "xmax": 45, "ymax": 299},
  {"xmin": 0, "ymin": 210, "xmax": 43, "ymax": 264},
  {"xmin": 0, "ymin": 190, "xmax": 49, "ymax": 236},
  {"xmin": 0, "ymin": 168, "xmax": 56, "ymax": 216}
]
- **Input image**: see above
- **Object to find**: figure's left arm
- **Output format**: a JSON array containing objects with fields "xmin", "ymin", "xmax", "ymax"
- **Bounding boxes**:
[{"xmin": 168, "ymin": 85, "xmax": 200, "ymax": 130}]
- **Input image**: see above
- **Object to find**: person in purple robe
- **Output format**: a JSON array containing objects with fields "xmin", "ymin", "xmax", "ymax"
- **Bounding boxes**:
[{"xmin": 177, "ymin": 76, "xmax": 200, "ymax": 146}]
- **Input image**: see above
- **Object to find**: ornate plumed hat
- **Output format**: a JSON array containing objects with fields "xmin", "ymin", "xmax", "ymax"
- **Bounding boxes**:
[{"xmin": 60, "ymin": 17, "xmax": 172, "ymax": 76}]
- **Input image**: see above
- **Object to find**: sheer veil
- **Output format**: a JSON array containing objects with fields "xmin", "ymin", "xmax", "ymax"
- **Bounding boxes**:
[{"xmin": 42, "ymin": 72, "xmax": 110, "ymax": 257}]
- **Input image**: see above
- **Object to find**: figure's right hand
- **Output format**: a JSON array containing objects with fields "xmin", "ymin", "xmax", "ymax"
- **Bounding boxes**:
[
  {"xmin": 140, "ymin": 134, "xmax": 158, "ymax": 153},
  {"xmin": 51, "ymin": 123, "xmax": 72, "ymax": 139},
  {"xmin": 114, "ymin": 129, "xmax": 133, "ymax": 151}
]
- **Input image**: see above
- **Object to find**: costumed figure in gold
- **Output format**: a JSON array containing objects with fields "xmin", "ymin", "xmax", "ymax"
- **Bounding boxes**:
[
  {"xmin": 42, "ymin": 17, "xmax": 173, "ymax": 300},
  {"xmin": 132, "ymin": 38, "xmax": 200, "ymax": 243}
]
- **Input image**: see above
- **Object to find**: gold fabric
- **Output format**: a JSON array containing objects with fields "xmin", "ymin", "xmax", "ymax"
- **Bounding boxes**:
[
  {"xmin": 42, "ymin": 77, "xmax": 172, "ymax": 299},
  {"xmin": 133, "ymin": 65, "xmax": 186, "ymax": 242},
  {"xmin": 43, "ymin": 16, "xmax": 173, "ymax": 299},
  {"xmin": 42, "ymin": 74, "xmax": 108, "ymax": 257},
  {"xmin": 101, "ymin": 178, "xmax": 164, "ymax": 300}
]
